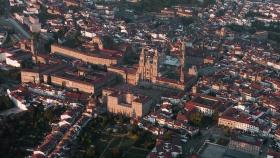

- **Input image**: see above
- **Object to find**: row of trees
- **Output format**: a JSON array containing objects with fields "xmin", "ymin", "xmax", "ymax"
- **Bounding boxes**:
[
  {"xmin": 189, "ymin": 111, "xmax": 219, "ymax": 127},
  {"xmin": 226, "ymin": 24, "xmax": 256, "ymax": 34},
  {"xmin": 0, "ymin": 104, "xmax": 52, "ymax": 158},
  {"xmin": 73, "ymin": 113, "xmax": 131, "ymax": 157},
  {"xmin": 131, "ymin": 0, "xmax": 215, "ymax": 13},
  {"xmin": 0, "ymin": 95, "xmax": 14, "ymax": 111},
  {"xmin": 252, "ymin": 20, "xmax": 280, "ymax": 33},
  {"xmin": 74, "ymin": 115, "xmax": 156, "ymax": 158},
  {"xmin": 268, "ymin": 32, "xmax": 280, "ymax": 43},
  {"xmin": 0, "ymin": 0, "xmax": 5, "ymax": 16},
  {"xmin": 226, "ymin": 22, "xmax": 280, "ymax": 43},
  {"xmin": 0, "ymin": 69, "xmax": 20, "ymax": 83},
  {"xmin": 245, "ymin": 11, "xmax": 272, "ymax": 19},
  {"xmin": 227, "ymin": 21, "xmax": 280, "ymax": 35}
]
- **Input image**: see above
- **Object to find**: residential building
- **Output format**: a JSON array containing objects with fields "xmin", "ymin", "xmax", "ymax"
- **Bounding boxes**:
[
  {"xmin": 185, "ymin": 94, "xmax": 222, "ymax": 116},
  {"xmin": 228, "ymin": 135, "xmax": 262, "ymax": 155},
  {"xmin": 218, "ymin": 108, "xmax": 259, "ymax": 133}
]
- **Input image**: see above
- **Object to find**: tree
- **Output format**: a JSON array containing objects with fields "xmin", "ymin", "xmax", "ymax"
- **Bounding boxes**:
[
  {"xmin": 0, "ymin": 96, "xmax": 14, "ymax": 111},
  {"xmin": 85, "ymin": 145, "xmax": 96, "ymax": 158},
  {"xmin": 44, "ymin": 109, "xmax": 55, "ymax": 122},
  {"xmin": 44, "ymin": 39, "xmax": 54, "ymax": 52},
  {"xmin": 81, "ymin": 133, "xmax": 92, "ymax": 148},
  {"xmin": 180, "ymin": 17, "xmax": 195, "ymax": 26},
  {"xmin": 189, "ymin": 111, "xmax": 204, "ymax": 127},
  {"xmin": 223, "ymin": 127, "xmax": 231, "ymax": 137},
  {"xmin": 21, "ymin": 60, "xmax": 34, "ymax": 69},
  {"xmin": 212, "ymin": 111, "xmax": 219, "ymax": 123},
  {"xmin": 268, "ymin": 32, "xmax": 280, "ymax": 43},
  {"xmin": 123, "ymin": 48, "xmax": 137, "ymax": 65},
  {"xmin": 132, "ymin": 0, "xmax": 210, "ymax": 13},
  {"xmin": 164, "ymin": 131, "xmax": 172, "ymax": 140},
  {"xmin": 55, "ymin": 28, "xmax": 67, "ymax": 40},
  {"xmin": 0, "ymin": 69, "xmax": 20, "ymax": 82},
  {"xmin": 0, "ymin": 0, "xmax": 5, "ymax": 16},
  {"xmin": 134, "ymin": 130, "xmax": 156, "ymax": 149},
  {"xmin": 0, "ymin": 105, "xmax": 51, "ymax": 158},
  {"xmin": 111, "ymin": 147, "xmax": 122, "ymax": 158},
  {"xmin": 102, "ymin": 35, "xmax": 115, "ymax": 49},
  {"xmin": 216, "ymin": 10, "xmax": 225, "ymax": 17}
]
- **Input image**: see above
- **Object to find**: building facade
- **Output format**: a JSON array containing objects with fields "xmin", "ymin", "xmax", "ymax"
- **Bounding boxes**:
[
  {"xmin": 218, "ymin": 108, "xmax": 260, "ymax": 133},
  {"xmin": 103, "ymin": 88, "xmax": 153, "ymax": 118},
  {"xmin": 228, "ymin": 136, "xmax": 261, "ymax": 155},
  {"xmin": 50, "ymin": 44, "xmax": 124, "ymax": 66},
  {"xmin": 135, "ymin": 42, "xmax": 193, "ymax": 91}
]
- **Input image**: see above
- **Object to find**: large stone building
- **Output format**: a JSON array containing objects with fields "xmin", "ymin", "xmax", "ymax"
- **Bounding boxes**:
[
  {"xmin": 135, "ymin": 44, "xmax": 189, "ymax": 91},
  {"xmin": 185, "ymin": 94, "xmax": 222, "ymax": 116},
  {"xmin": 50, "ymin": 67, "xmax": 116, "ymax": 94},
  {"xmin": 136, "ymin": 48, "xmax": 160, "ymax": 84},
  {"xmin": 21, "ymin": 64, "xmax": 117, "ymax": 95},
  {"xmin": 21, "ymin": 64, "xmax": 68, "ymax": 84},
  {"xmin": 108, "ymin": 42, "xmax": 197, "ymax": 91},
  {"xmin": 103, "ymin": 86, "xmax": 153, "ymax": 118},
  {"xmin": 50, "ymin": 44, "xmax": 125, "ymax": 66},
  {"xmin": 21, "ymin": 70, "xmax": 41, "ymax": 84},
  {"xmin": 228, "ymin": 135, "xmax": 262, "ymax": 155},
  {"xmin": 218, "ymin": 108, "xmax": 260, "ymax": 133}
]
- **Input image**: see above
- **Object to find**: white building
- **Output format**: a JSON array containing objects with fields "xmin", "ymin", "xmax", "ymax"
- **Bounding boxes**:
[{"xmin": 7, "ymin": 89, "xmax": 29, "ymax": 110}]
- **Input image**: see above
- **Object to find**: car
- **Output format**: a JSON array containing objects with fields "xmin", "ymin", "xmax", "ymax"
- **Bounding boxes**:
[
  {"xmin": 181, "ymin": 139, "xmax": 188, "ymax": 143},
  {"xmin": 62, "ymin": 146, "xmax": 70, "ymax": 151},
  {"xmin": 181, "ymin": 134, "xmax": 188, "ymax": 139}
]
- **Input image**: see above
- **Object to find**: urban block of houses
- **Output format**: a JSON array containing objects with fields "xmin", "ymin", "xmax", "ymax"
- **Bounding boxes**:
[{"xmin": 218, "ymin": 108, "xmax": 259, "ymax": 133}]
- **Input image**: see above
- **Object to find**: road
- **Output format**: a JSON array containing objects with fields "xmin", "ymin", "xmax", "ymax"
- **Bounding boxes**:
[
  {"xmin": 0, "ymin": 107, "xmax": 24, "ymax": 117},
  {"xmin": 0, "ymin": 17, "xmax": 31, "ymax": 39},
  {"xmin": 182, "ymin": 125, "xmax": 225, "ymax": 156},
  {"xmin": 0, "ymin": 0, "xmax": 30, "ymax": 39},
  {"xmin": 7, "ymin": 18, "xmax": 31, "ymax": 39}
]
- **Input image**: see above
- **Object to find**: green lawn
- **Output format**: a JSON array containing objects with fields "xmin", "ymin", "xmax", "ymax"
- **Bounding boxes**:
[
  {"xmin": 110, "ymin": 137, "xmax": 122, "ymax": 147},
  {"xmin": 119, "ymin": 138, "xmax": 134, "ymax": 148},
  {"xmin": 123, "ymin": 147, "xmax": 150, "ymax": 158},
  {"xmin": 103, "ymin": 138, "xmax": 121, "ymax": 158},
  {"xmin": 95, "ymin": 138, "xmax": 109, "ymax": 156}
]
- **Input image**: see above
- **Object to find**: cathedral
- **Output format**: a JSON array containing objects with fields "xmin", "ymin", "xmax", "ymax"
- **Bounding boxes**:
[
  {"xmin": 136, "ymin": 47, "xmax": 160, "ymax": 83},
  {"xmin": 135, "ymin": 42, "xmax": 196, "ymax": 91},
  {"xmin": 107, "ymin": 41, "xmax": 197, "ymax": 91}
]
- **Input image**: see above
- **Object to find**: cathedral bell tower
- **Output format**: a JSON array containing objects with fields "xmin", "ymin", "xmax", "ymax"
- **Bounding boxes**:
[
  {"xmin": 31, "ymin": 34, "xmax": 38, "ymax": 64},
  {"xmin": 180, "ymin": 42, "xmax": 185, "ymax": 83},
  {"xmin": 136, "ymin": 48, "xmax": 146, "ymax": 83},
  {"xmin": 152, "ymin": 49, "xmax": 158, "ymax": 82},
  {"xmin": 180, "ymin": 66, "xmax": 184, "ymax": 83}
]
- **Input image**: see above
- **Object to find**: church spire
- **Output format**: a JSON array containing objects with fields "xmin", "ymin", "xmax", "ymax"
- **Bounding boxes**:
[
  {"xmin": 180, "ymin": 41, "xmax": 185, "ymax": 83},
  {"xmin": 139, "ymin": 47, "xmax": 145, "ymax": 66},
  {"xmin": 152, "ymin": 49, "xmax": 158, "ymax": 82},
  {"xmin": 31, "ymin": 33, "xmax": 38, "ymax": 64},
  {"xmin": 180, "ymin": 66, "xmax": 184, "ymax": 83},
  {"xmin": 181, "ymin": 41, "xmax": 185, "ymax": 67}
]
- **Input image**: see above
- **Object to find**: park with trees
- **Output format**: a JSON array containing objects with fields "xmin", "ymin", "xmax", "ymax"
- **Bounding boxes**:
[{"xmin": 72, "ymin": 113, "xmax": 156, "ymax": 158}]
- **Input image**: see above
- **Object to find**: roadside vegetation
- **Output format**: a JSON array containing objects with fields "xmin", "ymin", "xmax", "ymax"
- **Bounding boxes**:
[
  {"xmin": 0, "ymin": 105, "xmax": 65, "ymax": 158},
  {"xmin": 72, "ymin": 113, "xmax": 156, "ymax": 158}
]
